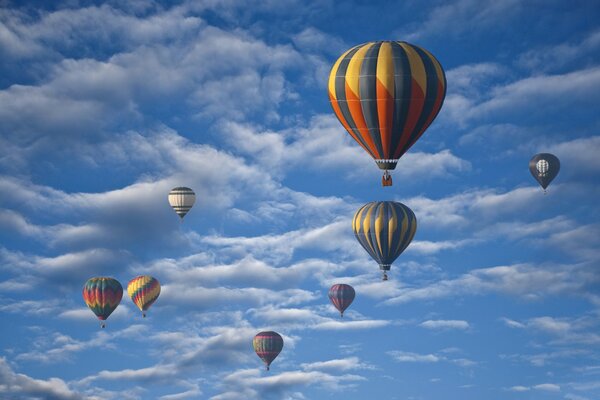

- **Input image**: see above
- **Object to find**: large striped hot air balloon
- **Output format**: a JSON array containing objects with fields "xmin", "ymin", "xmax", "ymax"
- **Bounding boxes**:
[
  {"xmin": 168, "ymin": 187, "xmax": 196, "ymax": 220},
  {"xmin": 352, "ymin": 201, "xmax": 417, "ymax": 280},
  {"xmin": 253, "ymin": 331, "xmax": 283, "ymax": 371},
  {"xmin": 328, "ymin": 284, "xmax": 355, "ymax": 317},
  {"xmin": 329, "ymin": 41, "xmax": 446, "ymax": 186},
  {"xmin": 529, "ymin": 153, "xmax": 560, "ymax": 194},
  {"xmin": 82, "ymin": 277, "xmax": 123, "ymax": 328},
  {"xmin": 127, "ymin": 275, "xmax": 161, "ymax": 318}
]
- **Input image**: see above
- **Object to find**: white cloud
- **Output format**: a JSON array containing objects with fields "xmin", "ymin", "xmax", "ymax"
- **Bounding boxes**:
[
  {"xmin": 0, "ymin": 247, "xmax": 130, "ymax": 287},
  {"xmin": 0, "ymin": 4, "xmax": 203, "ymax": 60},
  {"xmin": 499, "ymin": 314, "xmax": 600, "ymax": 346},
  {"xmin": 409, "ymin": 239, "xmax": 475, "ymax": 255},
  {"xmin": 158, "ymin": 382, "xmax": 202, "ymax": 400},
  {"xmin": 387, "ymin": 351, "xmax": 440, "ymax": 363},
  {"xmin": 565, "ymin": 394, "xmax": 591, "ymax": 400},
  {"xmin": 311, "ymin": 320, "xmax": 391, "ymax": 331},
  {"xmin": 508, "ymin": 385, "xmax": 530, "ymax": 391},
  {"xmin": 517, "ymin": 29, "xmax": 600, "ymax": 72},
  {"xmin": 291, "ymin": 27, "xmax": 347, "ymax": 56},
  {"xmin": 405, "ymin": 187, "xmax": 540, "ymax": 229},
  {"xmin": 162, "ymin": 284, "xmax": 318, "ymax": 309},
  {"xmin": 15, "ymin": 325, "xmax": 144, "ymax": 364},
  {"xmin": 198, "ymin": 219, "xmax": 355, "ymax": 264},
  {"xmin": 509, "ymin": 349, "xmax": 591, "ymax": 368},
  {"xmin": 0, "ymin": 357, "xmax": 91, "ymax": 400},
  {"xmin": 211, "ymin": 368, "xmax": 365, "ymax": 399},
  {"xmin": 0, "ymin": 5, "xmax": 312, "ymax": 174},
  {"xmin": 458, "ymin": 123, "xmax": 531, "ymax": 147},
  {"xmin": 548, "ymin": 136, "xmax": 600, "ymax": 175},
  {"xmin": 467, "ymin": 67, "xmax": 600, "ymax": 122},
  {"xmin": 500, "ymin": 317, "xmax": 526, "ymax": 329},
  {"xmin": 222, "ymin": 116, "xmax": 470, "ymax": 180},
  {"xmin": 400, "ymin": 0, "xmax": 523, "ymax": 41},
  {"xmin": 384, "ymin": 262, "xmax": 599, "ymax": 305},
  {"xmin": 389, "ymin": 349, "xmax": 477, "ymax": 369},
  {"xmin": 443, "ymin": 63, "xmax": 508, "ymax": 127},
  {"xmin": 300, "ymin": 357, "xmax": 374, "ymax": 372},
  {"xmin": 420, "ymin": 319, "xmax": 470, "ymax": 330},
  {"xmin": 443, "ymin": 61, "xmax": 600, "ymax": 128},
  {"xmin": 78, "ymin": 364, "xmax": 178, "ymax": 385},
  {"xmin": 533, "ymin": 383, "xmax": 561, "ymax": 392}
]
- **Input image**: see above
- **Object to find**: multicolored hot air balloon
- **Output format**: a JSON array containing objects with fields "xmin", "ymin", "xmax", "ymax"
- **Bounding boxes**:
[
  {"xmin": 328, "ymin": 41, "xmax": 446, "ymax": 186},
  {"xmin": 127, "ymin": 275, "xmax": 161, "ymax": 318},
  {"xmin": 82, "ymin": 277, "xmax": 123, "ymax": 328},
  {"xmin": 328, "ymin": 284, "xmax": 355, "ymax": 317},
  {"xmin": 353, "ymin": 201, "xmax": 417, "ymax": 280},
  {"xmin": 168, "ymin": 187, "xmax": 196, "ymax": 220},
  {"xmin": 529, "ymin": 153, "xmax": 560, "ymax": 194},
  {"xmin": 253, "ymin": 331, "xmax": 283, "ymax": 371}
]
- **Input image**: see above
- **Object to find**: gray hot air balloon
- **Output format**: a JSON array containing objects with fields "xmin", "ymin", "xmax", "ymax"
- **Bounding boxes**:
[
  {"xmin": 529, "ymin": 153, "xmax": 560, "ymax": 194},
  {"xmin": 168, "ymin": 187, "xmax": 196, "ymax": 220}
]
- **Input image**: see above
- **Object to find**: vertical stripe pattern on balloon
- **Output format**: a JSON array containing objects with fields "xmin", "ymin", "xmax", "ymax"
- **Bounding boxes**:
[
  {"xmin": 352, "ymin": 201, "xmax": 417, "ymax": 270},
  {"xmin": 328, "ymin": 41, "xmax": 446, "ymax": 171},
  {"xmin": 253, "ymin": 331, "xmax": 284, "ymax": 369},
  {"xmin": 328, "ymin": 284, "xmax": 355, "ymax": 316}
]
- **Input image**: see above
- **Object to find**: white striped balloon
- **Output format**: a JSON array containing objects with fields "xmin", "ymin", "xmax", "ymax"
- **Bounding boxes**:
[{"xmin": 168, "ymin": 187, "xmax": 196, "ymax": 219}]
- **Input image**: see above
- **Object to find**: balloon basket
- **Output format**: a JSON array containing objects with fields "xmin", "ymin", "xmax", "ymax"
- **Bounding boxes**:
[{"xmin": 382, "ymin": 171, "xmax": 392, "ymax": 187}]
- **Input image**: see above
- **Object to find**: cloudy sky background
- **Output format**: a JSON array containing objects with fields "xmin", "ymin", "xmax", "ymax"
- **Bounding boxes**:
[{"xmin": 1, "ymin": 0, "xmax": 599, "ymax": 399}]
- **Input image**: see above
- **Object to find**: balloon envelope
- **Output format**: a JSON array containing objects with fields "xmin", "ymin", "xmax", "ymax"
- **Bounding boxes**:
[
  {"xmin": 529, "ymin": 153, "xmax": 560, "ymax": 191},
  {"xmin": 352, "ymin": 201, "xmax": 417, "ymax": 280},
  {"xmin": 82, "ymin": 277, "xmax": 123, "ymax": 327},
  {"xmin": 127, "ymin": 275, "xmax": 161, "ymax": 317},
  {"xmin": 168, "ymin": 187, "xmax": 196, "ymax": 219},
  {"xmin": 328, "ymin": 284, "xmax": 355, "ymax": 317},
  {"xmin": 253, "ymin": 331, "xmax": 283, "ymax": 370},
  {"xmin": 328, "ymin": 41, "xmax": 446, "ymax": 185}
]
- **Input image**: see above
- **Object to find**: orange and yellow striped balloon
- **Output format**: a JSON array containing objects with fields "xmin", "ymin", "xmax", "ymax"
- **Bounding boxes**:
[
  {"xmin": 329, "ymin": 41, "xmax": 446, "ymax": 186},
  {"xmin": 127, "ymin": 275, "xmax": 161, "ymax": 318}
]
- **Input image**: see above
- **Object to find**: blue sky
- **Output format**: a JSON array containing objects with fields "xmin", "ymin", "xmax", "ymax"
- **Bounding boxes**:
[{"xmin": 1, "ymin": 0, "xmax": 599, "ymax": 399}]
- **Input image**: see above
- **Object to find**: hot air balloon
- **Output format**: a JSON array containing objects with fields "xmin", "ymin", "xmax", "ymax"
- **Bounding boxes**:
[
  {"xmin": 353, "ymin": 201, "xmax": 417, "ymax": 280},
  {"xmin": 127, "ymin": 275, "xmax": 161, "ymax": 318},
  {"xmin": 168, "ymin": 187, "xmax": 196, "ymax": 220},
  {"xmin": 82, "ymin": 277, "xmax": 123, "ymax": 328},
  {"xmin": 329, "ymin": 41, "xmax": 446, "ymax": 186},
  {"xmin": 529, "ymin": 153, "xmax": 560, "ymax": 194},
  {"xmin": 253, "ymin": 331, "xmax": 283, "ymax": 371},
  {"xmin": 328, "ymin": 284, "xmax": 355, "ymax": 317}
]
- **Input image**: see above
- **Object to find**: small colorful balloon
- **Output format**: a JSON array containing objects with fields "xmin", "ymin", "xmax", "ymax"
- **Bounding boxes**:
[
  {"xmin": 329, "ymin": 284, "xmax": 355, "ymax": 317},
  {"xmin": 82, "ymin": 277, "xmax": 123, "ymax": 328},
  {"xmin": 253, "ymin": 331, "xmax": 283, "ymax": 371},
  {"xmin": 529, "ymin": 153, "xmax": 560, "ymax": 194},
  {"xmin": 127, "ymin": 275, "xmax": 161, "ymax": 318}
]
